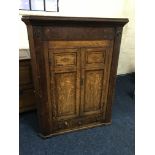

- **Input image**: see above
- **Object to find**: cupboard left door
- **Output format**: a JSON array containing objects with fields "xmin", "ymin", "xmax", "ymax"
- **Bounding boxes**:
[{"xmin": 48, "ymin": 47, "xmax": 81, "ymax": 132}]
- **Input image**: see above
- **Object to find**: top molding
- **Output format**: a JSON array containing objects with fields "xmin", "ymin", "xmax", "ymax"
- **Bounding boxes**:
[{"xmin": 22, "ymin": 15, "xmax": 129, "ymax": 27}]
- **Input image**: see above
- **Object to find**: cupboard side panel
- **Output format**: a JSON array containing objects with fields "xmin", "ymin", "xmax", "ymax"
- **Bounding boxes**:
[
  {"xmin": 26, "ymin": 25, "xmax": 50, "ymax": 135},
  {"xmin": 105, "ymin": 27, "xmax": 123, "ymax": 123},
  {"xmin": 27, "ymin": 25, "xmax": 52, "ymax": 136}
]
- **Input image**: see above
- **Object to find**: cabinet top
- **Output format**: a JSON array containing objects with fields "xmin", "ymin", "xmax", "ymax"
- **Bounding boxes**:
[{"xmin": 22, "ymin": 15, "xmax": 129, "ymax": 27}]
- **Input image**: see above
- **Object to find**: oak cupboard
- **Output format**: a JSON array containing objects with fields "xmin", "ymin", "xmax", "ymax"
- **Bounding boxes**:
[{"xmin": 22, "ymin": 16, "xmax": 128, "ymax": 137}]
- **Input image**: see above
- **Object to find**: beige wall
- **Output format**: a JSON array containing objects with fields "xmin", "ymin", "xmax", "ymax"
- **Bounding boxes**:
[{"xmin": 19, "ymin": 0, "xmax": 135, "ymax": 74}]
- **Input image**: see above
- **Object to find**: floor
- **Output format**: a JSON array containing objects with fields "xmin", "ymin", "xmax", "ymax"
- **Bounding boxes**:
[{"xmin": 19, "ymin": 73, "xmax": 135, "ymax": 155}]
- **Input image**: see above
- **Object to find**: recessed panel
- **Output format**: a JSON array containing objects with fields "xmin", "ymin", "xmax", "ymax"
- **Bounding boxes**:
[
  {"xmin": 84, "ymin": 70, "xmax": 104, "ymax": 112},
  {"xmin": 54, "ymin": 53, "xmax": 76, "ymax": 67},
  {"xmin": 55, "ymin": 72, "xmax": 76, "ymax": 117},
  {"xmin": 86, "ymin": 51, "xmax": 105, "ymax": 64}
]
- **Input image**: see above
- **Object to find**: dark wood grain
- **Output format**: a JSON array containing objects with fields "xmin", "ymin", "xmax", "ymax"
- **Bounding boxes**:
[
  {"xmin": 19, "ymin": 59, "xmax": 36, "ymax": 113},
  {"xmin": 22, "ymin": 16, "xmax": 128, "ymax": 137},
  {"xmin": 105, "ymin": 27, "xmax": 124, "ymax": 123},
  {"xmin": 22, "ymin": 15, "xmax": 128, "ymax": 26}
]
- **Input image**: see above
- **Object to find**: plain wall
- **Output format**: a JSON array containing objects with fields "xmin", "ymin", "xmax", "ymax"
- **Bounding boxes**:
[{"xmin": 19, "ymin": 0, "xmax": 135, "ymax": 74}]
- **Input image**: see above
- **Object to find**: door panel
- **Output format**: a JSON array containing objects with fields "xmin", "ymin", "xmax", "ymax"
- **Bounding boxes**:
[
  {"xmin": 85, "ymin": 47, "xmax": 106, "ymax": 69},
  {"xmin": 84, "ymin": 70, "xmax": 103, "ymax": 113},
  {"xmin": 86, "ymin": 48, "xmax": 105, "ymax": 63},
  {"xmin": 55, "ymin": 72, "xmax": 76, "ymax": 117},
  {"xmin": 86, "ymin": 51, "xmax": 105, "ymax": 64},
  {"xmin": 53, "ymin": 49, "xmax": 77, "ymax": 67},
  {"xmin": 54, "ymin": 53, "xmax": 76, "ymax": 67}
]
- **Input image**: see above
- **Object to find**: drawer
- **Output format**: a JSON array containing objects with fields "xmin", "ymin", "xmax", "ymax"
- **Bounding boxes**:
[{"xmin": 52, "ymin": 114, "xmax": 104, "ymax": 132}]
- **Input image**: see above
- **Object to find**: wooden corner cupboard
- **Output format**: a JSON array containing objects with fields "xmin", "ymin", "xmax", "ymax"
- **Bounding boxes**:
[{"xmin": 22, "ymin": 16, "xmax": 128, "ymax": 137}]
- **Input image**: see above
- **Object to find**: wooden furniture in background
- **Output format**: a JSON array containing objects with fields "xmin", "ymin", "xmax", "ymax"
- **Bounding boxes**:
[
  {"xmin": 19, "ymin": 59, "xmax": 36, "ymax": 113},
  {"xmin": 22, "ymin": 16, "xmax": 128, "ymax": 137}
]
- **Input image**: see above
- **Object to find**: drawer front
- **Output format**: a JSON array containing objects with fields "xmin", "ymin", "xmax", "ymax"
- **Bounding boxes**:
[{"xmin": 52, "ymin": 114, "xmax": 105, "ymax": 132}]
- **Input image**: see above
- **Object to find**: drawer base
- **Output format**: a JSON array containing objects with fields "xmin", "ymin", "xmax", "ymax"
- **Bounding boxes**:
[{"xmin": 39, "ymin": 121, "xmax": 112, "ymax": 138}]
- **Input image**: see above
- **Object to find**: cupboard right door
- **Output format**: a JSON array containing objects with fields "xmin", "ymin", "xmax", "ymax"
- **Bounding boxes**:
[{"xmin": 80, "ymin": 44, "xmax": 113, "ymax": 121}]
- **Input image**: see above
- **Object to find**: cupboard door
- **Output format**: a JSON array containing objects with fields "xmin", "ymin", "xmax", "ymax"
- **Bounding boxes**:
[
  {"xmin": 80, "ymin": 45, "xmax": 113, "ymax": 118},
  {"xmin": 49, "ymin": 48, "xmax": 80, "ymax": 121}
]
